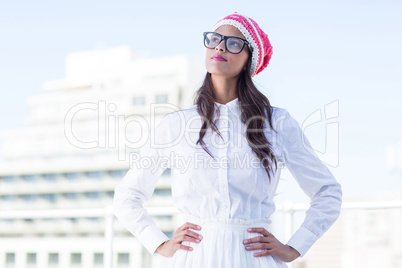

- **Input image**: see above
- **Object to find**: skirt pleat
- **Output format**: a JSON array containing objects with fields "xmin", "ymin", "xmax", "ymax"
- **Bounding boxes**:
[{"xmin": 168, "ymin": 217, "xmax": 288, "ymax": 268}]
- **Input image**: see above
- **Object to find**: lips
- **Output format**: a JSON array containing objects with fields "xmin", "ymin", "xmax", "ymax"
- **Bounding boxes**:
[{"xmin": 212, "ymin": 54, "xmax": 227, "ymax": 61}]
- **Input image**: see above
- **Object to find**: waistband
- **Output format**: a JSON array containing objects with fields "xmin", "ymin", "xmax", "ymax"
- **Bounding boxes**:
[{"xmin": 184, "ymin": 216, "xmax": 272, "ymax": 230}]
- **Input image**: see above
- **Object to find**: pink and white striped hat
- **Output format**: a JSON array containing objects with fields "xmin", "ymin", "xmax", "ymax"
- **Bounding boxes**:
[{"xmin": 211, "ymin": 12, "xmax": 273, "ymax": 77}]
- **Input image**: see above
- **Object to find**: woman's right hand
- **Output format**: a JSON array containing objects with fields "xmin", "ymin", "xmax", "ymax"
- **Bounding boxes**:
[{"xmin": 155, "ymin": 222, "xmax": 203, "ymax": 258}]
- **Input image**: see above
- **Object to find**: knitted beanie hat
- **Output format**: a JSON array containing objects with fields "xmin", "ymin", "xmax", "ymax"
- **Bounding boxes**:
[{"xmin": 211, "ymin": 12, "xmax": 273, "ymax": 77}]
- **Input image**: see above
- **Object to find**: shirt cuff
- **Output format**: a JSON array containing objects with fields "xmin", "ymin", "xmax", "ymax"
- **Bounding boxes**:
[
  {"xmin": 286, "ymin": 226, "xmax": 319, "ymax": 258},
  {"xmin": 136, "ymin": 224, "xmax": 170, "ymax": 256}
]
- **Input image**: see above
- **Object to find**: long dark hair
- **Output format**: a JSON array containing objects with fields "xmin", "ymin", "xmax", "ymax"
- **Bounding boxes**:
[{"xmin": 193, "ymin": 54, "xmax": 278, "ymax": 182}]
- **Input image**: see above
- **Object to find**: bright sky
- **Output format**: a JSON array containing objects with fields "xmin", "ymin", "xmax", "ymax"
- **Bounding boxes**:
[{"xmin": 0, "ymin": 0, "xmax": 401, "ymax": 200}]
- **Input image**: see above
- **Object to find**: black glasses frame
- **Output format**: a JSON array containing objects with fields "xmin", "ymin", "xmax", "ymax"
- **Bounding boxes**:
[{"xmin": 203, "ymin": 32, "xmax": 252, "ymax": 54}]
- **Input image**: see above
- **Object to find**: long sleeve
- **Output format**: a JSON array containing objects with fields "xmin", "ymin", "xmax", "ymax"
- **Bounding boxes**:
[
  {"xmin": 113, "ymin": 114, "xmax": 172, "ymax": 256},
  {"xmin": 279, "ymin": 110, "xmax": 342, "ymax": 257}
]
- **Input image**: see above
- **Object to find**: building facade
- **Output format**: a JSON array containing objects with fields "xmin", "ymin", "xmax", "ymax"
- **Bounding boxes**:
[{"xmin": 0, "ymin": 45, "xmax": 205, "ymax": 268}]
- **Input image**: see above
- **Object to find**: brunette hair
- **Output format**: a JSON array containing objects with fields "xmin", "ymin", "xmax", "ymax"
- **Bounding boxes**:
[{"xmin": 193, "ymin": 54, "xmax": 278, "ymax": 182}]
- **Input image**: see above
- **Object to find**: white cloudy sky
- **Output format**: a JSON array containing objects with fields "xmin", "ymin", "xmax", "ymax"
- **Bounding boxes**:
[{"xmin": 0, "ymin": 0, "xmax": 401, "ymax": 201}]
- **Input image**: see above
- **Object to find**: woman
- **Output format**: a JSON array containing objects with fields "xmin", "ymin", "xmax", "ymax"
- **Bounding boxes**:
[{"xmin": 113, "ymin": 13, "xmax": 342, "ymax": 268}]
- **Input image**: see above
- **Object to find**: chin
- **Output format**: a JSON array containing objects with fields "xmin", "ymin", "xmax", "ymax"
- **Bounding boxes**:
[
  {"xmin": 210, "ymin": 71, "xmax": 239, "ymax": 78},
  {"xmin": 207, "ymin": 67, "xmax": 230, "ymax": 77}
]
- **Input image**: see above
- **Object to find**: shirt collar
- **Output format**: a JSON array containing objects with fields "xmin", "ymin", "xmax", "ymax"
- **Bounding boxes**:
[{"xmin": 214, "ymin": 97, "xmax": 240, "ymax": 115}]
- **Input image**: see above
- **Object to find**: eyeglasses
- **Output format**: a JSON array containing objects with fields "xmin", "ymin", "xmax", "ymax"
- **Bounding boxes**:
[{"xmin": 203, "ymin": 32, "xmax": 251, "ymax": 54}]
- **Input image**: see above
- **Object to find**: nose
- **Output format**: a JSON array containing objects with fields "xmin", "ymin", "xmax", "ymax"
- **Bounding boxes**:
[{"xmin": 215, "ymin": 40, "xmax": 226, "ymax": 52}]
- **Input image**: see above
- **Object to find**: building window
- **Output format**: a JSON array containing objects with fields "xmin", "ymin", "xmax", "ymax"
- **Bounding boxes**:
[
  {"xmin": 23, "ymin": 174, "xmax": 38, "ymax": 183},
  {"xmin": 0, "ymin": 175, "xmax": 17, "ymax": 183},
  {"xmin": 5, "ymin": 253, "xmax": 15, "ymax": 266},
  {"xmin": 44, "ymin": 173, "xmax": 57, "ymax": 182},
  {"xmin": 64, "ymin": 192, "xmax": 79, "ymax": 200},
  {"xmin": 86, "ymin": 171, "xmax": 102, "ymax": 179},
  {"xmin": 42, "ymin": 194, "xmax": 57, "ymax": 203},
  {"xmin": 155, "ymin": 215, "xmax": 172, "ymax": 221},
  {"xmin": 133, "ymin": 96, "xmax": 145, "ymax": 105},
  {"xmin": 48, "ymin": 253, "xmax": 59, "ymax": 265},
  {"xmin": 27, "ymin": 253, "xmax": 36, "ymax": 267},
  {"xmin": 24, "ymin": 218, "xmax": 34, "ymax": 224},
  {"xmin": 117, "ymin": 253, "xmax": 130, "ymax": 266},
  {"xmin": 23, "ymin": 194, "xmax": 38, "ymax": 202},
  {"xmin": 154, "ymin": 188, "xmax": 172, "ymax": 196},
  {"xmin": 85, "ymin": 192, "xmax": 100, "ymax": 199},
  {"xmin": 68, "ymin": 217, "xmax": 78, "ymax": 224},
  {"xmin": 2, "ymin": 195, "xmax": 17, "ymax": 202},
  {"xmin": 155, "ymin": 94, "xmax": 168, "ymax": 104},
  {"xmin": 106, "ymin": 191, "xmax": 114, "ymax": 198},
  {"xmin": 93, "ymin": 253, "xmax": 103, "ymax": 267},
  {"xmin": 65, "ymin": 172, "xmax": 80, "ymax": 180},
  {"xmin": 108, "ymin": 169, "xmax": 126, "ymax": 178},
  {"xmin": 164, "ymin": 231, "xmax": 173, "ymax": 238},
  {"xmin": 162, "ymin": 168, "xmax": 171, "ymax": 176},
  {"xmin": 71, "ymin": 253, "xmax": 82, "ymax": 267}
]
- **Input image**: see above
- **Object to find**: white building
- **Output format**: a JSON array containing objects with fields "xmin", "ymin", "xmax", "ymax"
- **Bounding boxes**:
[
  {"xmin": 0, "ymin": 45, "xmax": 205, "ymax": 268},
  {"xmin": 290, "ymin": 193, "xmax": 402, "ymax": 268}
]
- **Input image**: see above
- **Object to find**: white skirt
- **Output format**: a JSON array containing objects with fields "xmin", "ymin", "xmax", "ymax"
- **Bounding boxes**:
[{"xmin": 168, "ymin": 217, "xmax": 288, "ymax": 268}]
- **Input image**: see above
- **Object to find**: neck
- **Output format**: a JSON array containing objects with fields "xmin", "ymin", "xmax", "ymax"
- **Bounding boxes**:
[{"xmin": 210, "ymin": 74, "xmax": 239, "ymax": 104}]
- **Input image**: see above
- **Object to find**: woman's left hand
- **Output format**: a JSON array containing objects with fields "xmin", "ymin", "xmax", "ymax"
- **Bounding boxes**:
[{"xmin": 243, "ymin": 227, "xmax": 301, "ymax": 263}]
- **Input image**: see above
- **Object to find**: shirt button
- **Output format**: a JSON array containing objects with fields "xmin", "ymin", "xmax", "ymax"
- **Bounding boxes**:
[{"xmin": 223, "ymin": 205, "xmax": 228, "ymax": 209}]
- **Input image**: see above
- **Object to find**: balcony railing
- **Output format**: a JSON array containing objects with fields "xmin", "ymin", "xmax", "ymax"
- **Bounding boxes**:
[{"xmin": 0, "ymin": 201, "xmax": 401, "ymax": 268}]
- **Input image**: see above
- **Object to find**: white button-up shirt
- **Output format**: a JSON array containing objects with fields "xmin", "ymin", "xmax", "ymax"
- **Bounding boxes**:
[{"xmin": 113, "ymin": 97, "xmax": 342, "ymax": 258}]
